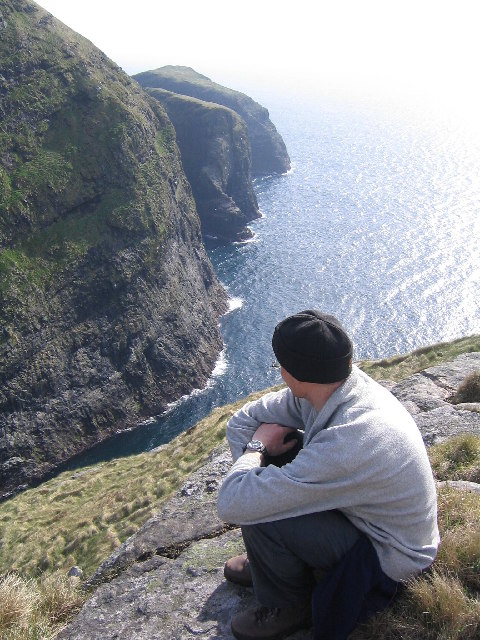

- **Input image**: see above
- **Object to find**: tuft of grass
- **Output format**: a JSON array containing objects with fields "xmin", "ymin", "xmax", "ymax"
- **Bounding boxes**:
[
  {"xmin": 450, "ymin": 371, "xmax": 480, "ymax": 404},
  {"xmin": 434, "ymin": 489, "xmax": 480, "ymax": 591},
  {"xmin": 429, "ymin": 433, "xmax": 480, "ymax": 484},
  {"xmin": 352, "ymin": 485, "xmax": 480, "ymax": 639},
  {"xmin": 0, "ymin": 573, "xmax": 36, "ymax": 632},
  {"xmin": 0, "ymin": 572, "xmax": 83, "ymax": 640}
]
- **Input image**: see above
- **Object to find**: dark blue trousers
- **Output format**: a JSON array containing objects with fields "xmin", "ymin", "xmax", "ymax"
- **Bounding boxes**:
[
  {"xmin": 312, "ymin": 534, "xmax": 401, "ymax": 640},
  {"xmin": 244, "ymin": 434, "xmax": 402, "ymax": 638}
]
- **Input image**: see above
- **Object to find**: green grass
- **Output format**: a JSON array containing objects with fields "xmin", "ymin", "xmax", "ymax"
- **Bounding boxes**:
[
  {"xmin": 429, "ymin": 433, "xmax": 480, "ymax": 483},
  {"xmin": 358, "ymin": 334, "xmax": 480, "ymax": 381},
  {"xmin": 0, "ymin": 187, "xmax": 127, "ymax": 304},
  {"xmin": 450, "ymin": 371, "xmax": 480, "ymax": 404},
  {"xmin": 0, "ymin": 572, "xmax": 84, "ymax": 640},
  {"xmin": 0, "ymin": 391, "xmax": 271, "ymax": 580}
]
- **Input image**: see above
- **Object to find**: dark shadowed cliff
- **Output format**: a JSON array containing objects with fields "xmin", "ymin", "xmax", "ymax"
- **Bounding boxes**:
[
  {"xmin": 133, "ymin": 66, "xmax": 291, "ymax": 176},
  {"xmin": 0, "ymin": 0, "xmax": 227, "ymax": 497},
  {"xmin": 146, "ymin": 88, "xmax": 260, "ymax": 242}
]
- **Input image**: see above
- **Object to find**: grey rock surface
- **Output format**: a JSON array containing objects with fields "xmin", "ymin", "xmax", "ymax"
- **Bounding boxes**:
[
  {"xmin": 86, "ymin": 447, "xmax": 233, "ymax": 588},
  {"xmin": 60, "ymin": 353, "xmax": 480, "ymax": 639},
  {"xmin": 60, "ymin": 528, "xmax": 312, "ymax": 640},
  {"xmin": 437, "ymin": 480, "xmax": 480, "ymax": 494},
  {"xmin": 390, "ymin": 352, "xmax": 480, "ymax": 445}
]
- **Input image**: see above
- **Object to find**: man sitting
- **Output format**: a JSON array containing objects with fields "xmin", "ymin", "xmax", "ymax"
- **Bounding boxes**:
[{"xmin": 218, "ymin": 310, "xmax": 439, "ymax": 640}]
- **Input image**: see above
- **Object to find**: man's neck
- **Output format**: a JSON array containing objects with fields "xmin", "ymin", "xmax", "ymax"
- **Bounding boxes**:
[{"xmin": 304, "ymin": 380, "xmax": 343, "ymax": 412}]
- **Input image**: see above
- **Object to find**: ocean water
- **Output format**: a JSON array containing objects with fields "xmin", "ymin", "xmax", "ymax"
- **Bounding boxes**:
[{"xmin": 69, "ymin": 92, "xmax": 480, "ymax": 468}]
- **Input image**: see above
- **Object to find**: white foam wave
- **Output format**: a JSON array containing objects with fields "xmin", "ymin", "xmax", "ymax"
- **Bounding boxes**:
[
  {"xmin": 162, "ymin": 384, "xmax": 209, "ymax": 416},
  {"xmin": 233, "ymin": 229, "xmax": 258, "ymax": 245},
  {"xmin": 228, "ymin": 296, "xmax": 244, "ymax": 312},
  {"xmin": 211, "ymin": 347, "xmax": 228, "ymax": 377},
  {"xmin": 160, "ymin": 347, "xmax": 228, "ymax": 417}
]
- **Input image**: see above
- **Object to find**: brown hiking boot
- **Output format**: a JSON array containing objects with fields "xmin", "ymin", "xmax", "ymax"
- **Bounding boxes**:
[
  {"xmin": 231, "ymin": 603, "xmax": 312, "ymax": 640},
  {"xmin": 224, "ymin": 553, "xmax": 253, "ymax": 587}
]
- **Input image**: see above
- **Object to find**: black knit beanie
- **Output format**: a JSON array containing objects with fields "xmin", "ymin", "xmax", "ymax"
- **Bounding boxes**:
[{"xmin": 272, "ymin": 310, "xmax": 353, "ymax": 383}]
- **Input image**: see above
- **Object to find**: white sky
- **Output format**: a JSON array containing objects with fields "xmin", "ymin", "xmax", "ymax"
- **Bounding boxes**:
[{"xmin": 36, "ymin": 0, "xmax": 480, "ymax": 125}]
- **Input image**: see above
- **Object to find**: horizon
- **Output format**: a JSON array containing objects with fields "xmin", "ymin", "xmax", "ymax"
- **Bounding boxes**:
[{"xmin": 34, "ymin": 0, "xmax": 480, "ymax": 135}]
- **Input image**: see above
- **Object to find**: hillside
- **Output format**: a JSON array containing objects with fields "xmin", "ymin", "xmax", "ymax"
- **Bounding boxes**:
[
  {"xmin": 0, "ymin": 0, "xmax": 227, "ymax": 498},
  {"xmin": 147, "ymin": 88, "xmax": 260, "ymax": 242},
  {"xmin": 133, "ymin": 65, "xmax": 291, "ymax": 176},
  {"xmin": 1, "ymin": 336, "xmax": 479, "ymax": 639}
]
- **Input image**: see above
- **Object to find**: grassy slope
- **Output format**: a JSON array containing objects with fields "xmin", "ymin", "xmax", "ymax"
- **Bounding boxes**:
[{"xmin": 359, "ymin": 334, "xmax": 480, "ymax": 381}]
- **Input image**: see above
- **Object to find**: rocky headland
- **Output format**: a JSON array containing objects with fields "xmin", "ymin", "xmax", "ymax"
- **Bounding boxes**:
[
  {"xmin": 0, "ymin": 0, "xmax": 232, "ymax": 498},
  {"xmin": 133, "ymin": 65, "xmax": 291, "ymax": 176},
  {"xmin": 146, "ymin": 88, "xmax": 260, "ymax": 242},
  {"xmin": 58, "ymin": 351, "xmax": 480, "ymax": 640}
]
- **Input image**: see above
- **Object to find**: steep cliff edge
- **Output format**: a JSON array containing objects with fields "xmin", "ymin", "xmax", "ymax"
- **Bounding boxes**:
[
  {"xmin": 0, "ymin": 0, "xmax": 227, "ymax": 497},
  {"xmin": 146, "ymin": 88, "xmax": 260, "ymax": 242},
  {"xmin": 133, "ymin": 65, "xmax": 291, "ymax": 176}
]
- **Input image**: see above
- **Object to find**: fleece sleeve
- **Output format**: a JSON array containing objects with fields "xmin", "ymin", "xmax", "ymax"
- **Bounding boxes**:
[
  {"xmin": 218, "ymin": 435, "xmax": 357, "ymax": 524},
  {"xmin": 219, "ymin": 409, "xmax": 432, "ymax": 526},
  {"xmin": 226, "ymin": 388, "xmax": 305, "ymax": 461}
]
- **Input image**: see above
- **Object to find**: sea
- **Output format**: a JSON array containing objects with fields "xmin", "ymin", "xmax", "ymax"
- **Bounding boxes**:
[{"xmin": 69, "ymin": 89, "xmax": 480, "ymax": 469}]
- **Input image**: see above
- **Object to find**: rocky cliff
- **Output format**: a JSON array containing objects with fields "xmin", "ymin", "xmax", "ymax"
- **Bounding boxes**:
[
  {"xmin": 59, "ymin": 352, "xmax": 480, "ymax": 639},
  {"xmin": 133, "ymin": 66, "xmax": 291, "ymax": 176},
  {"xmin": 147, "ymin": 88, "xmax": 260, "ymax": 242},
  {"xmin": 0, "ymin": 0, "xmax": 227, "ymax": 498}
]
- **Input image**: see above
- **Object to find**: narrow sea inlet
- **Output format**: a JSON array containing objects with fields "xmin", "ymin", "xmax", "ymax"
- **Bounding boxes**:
[{"xmin": 70, "ymin": 92, "xmax": 480, "ymax": 468}]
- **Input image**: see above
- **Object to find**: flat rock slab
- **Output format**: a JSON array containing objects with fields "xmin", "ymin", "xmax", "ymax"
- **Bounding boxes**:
[
  {"xmin": 414, "ymin": 404, "xmax": 480, "ymax": 445},
  {"xmin": 59, "ymin": 528, "xmax": 313, "ymax": 640},
  {"xmin": 390, "ymin": 352, "xmax": 480, "ymax": 444},
  {"xmin": 87, "ymin": 447, "xmax": 233, "ymax": 588},
  {"xmin": 61, "ymin": 353, "xmax": 480, "ymax": 638}
]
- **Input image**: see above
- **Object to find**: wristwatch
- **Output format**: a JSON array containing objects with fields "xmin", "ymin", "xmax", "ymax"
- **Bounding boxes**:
[{"xmin": 243, "ymin": 439, "xmax": 268, "ymax": 456}]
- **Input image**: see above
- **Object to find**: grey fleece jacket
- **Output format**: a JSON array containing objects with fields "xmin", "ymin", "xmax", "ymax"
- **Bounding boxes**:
[{"xmin": 218, "ymin": 366, "xmax": 439, "ymax": 582}]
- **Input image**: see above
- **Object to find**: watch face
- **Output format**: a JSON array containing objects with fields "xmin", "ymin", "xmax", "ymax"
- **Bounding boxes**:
[{"xmin": 247, "ymin": 440, "xmax": 265, "ymax": 453}]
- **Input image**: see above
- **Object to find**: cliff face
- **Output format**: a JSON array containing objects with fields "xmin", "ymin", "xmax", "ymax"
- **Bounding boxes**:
[
  {"xmin": 133, "ymin": 66, "xmax": 291, "ymax": 176},
  {"xmin": 147, "ymin": 88, "xmax": 260, "ymax": 242},
  {"xmin": 0, "ymin": 0, "xmax": 227, "ymax": 497}
]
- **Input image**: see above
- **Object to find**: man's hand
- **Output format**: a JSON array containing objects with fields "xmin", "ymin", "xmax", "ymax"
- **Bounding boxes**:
[{"xmin": 252, "ymin": 423, "xmax": 298, "ymax": 457}]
